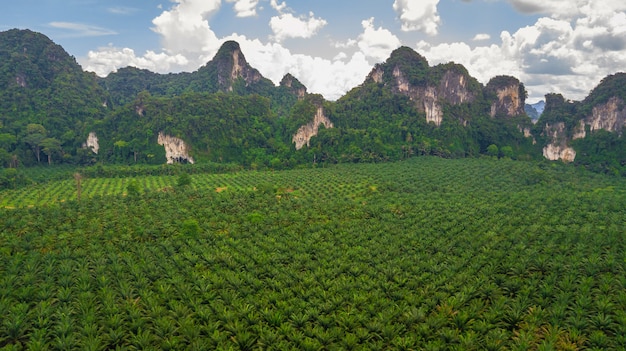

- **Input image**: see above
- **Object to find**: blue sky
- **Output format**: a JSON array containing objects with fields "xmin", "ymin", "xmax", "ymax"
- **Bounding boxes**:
[{"xmin": 2, "ymin": 0, "xmax": 626, "ymax": 102}]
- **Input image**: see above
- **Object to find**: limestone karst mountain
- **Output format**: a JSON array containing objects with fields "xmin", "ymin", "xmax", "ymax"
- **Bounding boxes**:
[{"xmin": 0, "ymin": 28, "xmax": 624, "ymax": 174}]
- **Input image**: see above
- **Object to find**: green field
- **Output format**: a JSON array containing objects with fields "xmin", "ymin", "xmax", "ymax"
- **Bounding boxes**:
[{"xmin": 1, "ymin": 158, "xmax": 626, "ymax": 350}]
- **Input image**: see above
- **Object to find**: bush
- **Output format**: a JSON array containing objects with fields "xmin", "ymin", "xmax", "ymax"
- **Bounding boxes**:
[
  {"xmin": 181, "ymin": 219, "xmax": 200, "ymax": 237},
  {"xmin": 177, "ymin": 173, "xmax": 192, "ymax": 187}
]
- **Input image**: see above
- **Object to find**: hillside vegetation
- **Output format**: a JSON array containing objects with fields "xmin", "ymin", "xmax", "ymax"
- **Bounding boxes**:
[{"xmin": 1, "ymin": 29, "xmax": 625, "ymax": 178}]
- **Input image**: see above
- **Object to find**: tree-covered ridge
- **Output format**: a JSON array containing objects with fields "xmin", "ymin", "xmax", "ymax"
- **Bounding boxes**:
[
  {"xmin": 0, "ymin": 29, "xmax": 109, "ymax": 167},
  {"xmin": 95, "ymin": 92, "xmax": 295, "ymax": 167},
  {"xmin": 582, "ymin": 73, "xmax": 626, "ymax": 109},
  {"xmin": 377, "ymin": 46, "xmax": 430, "ymax": 86},
  {"xmin": 534, "ymin": 73, "xmax": 626, "ymax": 175},
  {"xmin": 100, "ymin": 40, "xmax": 278, "ymax": 108},
  {"xmin": 0, "ymin": 28, "xmax": 625, "ymax": 176}
]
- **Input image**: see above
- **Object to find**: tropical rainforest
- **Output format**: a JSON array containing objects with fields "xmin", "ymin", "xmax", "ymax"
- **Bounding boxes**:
[
  {"xmin": 1, "ymin": 28, "xmax": 626, "ymax": 350},
  {"xmin": 1, "ymin": 28, "xmax": 625, "ymax": 184}
]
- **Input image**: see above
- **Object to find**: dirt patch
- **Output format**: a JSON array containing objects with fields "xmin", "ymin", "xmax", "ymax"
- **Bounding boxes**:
[{"xmin": 216, "ymin": 187, "xmax": 228, "ymax": 193}]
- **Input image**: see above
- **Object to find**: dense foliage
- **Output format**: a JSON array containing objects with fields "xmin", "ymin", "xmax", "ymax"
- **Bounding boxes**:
[
  {"xmin": 1, "ymin": 29, "xmax": 625, "ymax": 178},
  {"xmin": 0, "ymin": 29, "xmax": 109, "ymax": 167},
  {"xmin": 535, "ymin": 73, "xmax": 626, "ymax": 175},
  {"xmin": 1, "ymin": 158, "xmax": 625, "ymax": 350}
]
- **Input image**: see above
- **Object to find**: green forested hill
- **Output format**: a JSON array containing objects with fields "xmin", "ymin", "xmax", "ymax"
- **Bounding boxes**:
[
  {"xmin": 100, "ymin": 41, "xmax": 278, "ymax": 108},
  {"xmin": 1, "ymin": 29, "xmax": 625, "ymax": 180},
  {"xmin": 0, "ymin": 29, "xmax": 109, "ymax": 167}
]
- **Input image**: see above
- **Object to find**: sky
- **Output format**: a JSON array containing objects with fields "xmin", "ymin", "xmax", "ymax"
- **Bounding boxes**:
[{"xmin": 2, "ymin": 0, "xmax": 626, "ymax": 103}]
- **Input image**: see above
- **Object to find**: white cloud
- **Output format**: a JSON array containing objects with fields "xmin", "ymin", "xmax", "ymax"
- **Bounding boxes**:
[
  {"xmin": 414, "ymin": 4, "xmax": 626, "ymax": 102},
  {"xmin": 107, "ymin": 7, "xmax": 138, "ymax": 15},
  {"xmin": 81, "ymin": 0, "xmax": 369, "ymax": 100},
  {"xmin": 393, "ymin": 0, "xmax": 441, "ymax": 35},
  {"xmin": 270, "ymin": 0, "xmax": 287, "ymax": 12},
  {"xmin": 82, "ymin": 46, "xmax": 189, "ymax": 76},
  {"xmin": 357, "ymin": 18, "xmax": 402, "ymax": 62},
  {"xmin": 151, "ymin": 0, "xmax": 222, "ymax": 57},
  {"xmin": 224, "ymin": 34, "xmax": 373, "ymax": 100},
  {"xmin": 80, "ymin": 0, "xmax": 626, "ymax": 104},
  {"xmin": 225, "ymin": 0, "xmax": 259, "ymax": 18},
  {"xmin": 332, "ymin": 39, "xmax": 357, "ymax": 49},
  {"xmin": 49, "ymin": 22, "xmax": 117, "ymax": 37},
  {"xmin": 473, "ymin": 33, "xmax": 491, "ymax": 41},
  {"xmin": 507, "ymin": 0, "xmax": 626, "ymax": 20},
  {"xmin": 269, "ymin": 12, "xmax": 327, "ymax": 42},
  {"xmin": 507, "ymin": 0, "xmax": 585, "ymax": 18}
]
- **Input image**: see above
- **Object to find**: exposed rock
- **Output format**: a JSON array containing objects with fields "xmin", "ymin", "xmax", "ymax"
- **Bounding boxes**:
[
  {"xmin": 158, "ymin": 132, "xmax": 194, "ymax": 164},
  {"xmin": 369, "ymin": 66, "xmax": 384, "ymax": 84},
  {"xmin": 423, "ymin": 87, "xmax": 442, "ymax": 126},
  {"xmin": 385, "ymin": 67, "xmax": 475, "ymax": 126},
  {"xmin": 280, "ymin": 73, "xmax": 307, "ymax": 99},
  {"xmin": 573, "ymin": 120, "xmax": 586, "ymax": 140},
  {"xmin": 16, "ymin": 75, "xmax": 26, "ymax": 88},
  {"xmin": 585, "ymin": 96, "xmax": 626, "ymax": 134},
  {"xmin": 486, "ymin": 76, "xmax": 526, "ymax": 117},
  {"xmin": 517, "ymin": 126, "xmax": 536, "ymax": 144},
  {"xmin": 83, "ymin": 132, "xmax": 99, "ymax": 154},
  {"xmin": 216, "ymin": 41, "xmax": 263, "ymax": 92},
  {"xmin": 543, "ymin": 144, "xmax": 576, "ymax": 162},
  {"xmin": 135, "ymin": 105, "xmax": 144, "ymax": 116},
  {"xmin": 542, "ymin": 122, "xmax": 576, "ymax": 162},
  {"xmin": 292, "ymin": 107, "xmax": 334, "ymax": 150}
]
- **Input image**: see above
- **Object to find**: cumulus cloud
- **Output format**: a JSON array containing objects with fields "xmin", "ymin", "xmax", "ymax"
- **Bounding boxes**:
[
  {"xmin": 357, "ymin": 18, "xmax": 402, "ymax": 62},
  {"xmin": 49, "ymin": 22, "xmax": 117, "ymax": 37},
  {"xmin": 82, "ymin": 46, "xmax": 189, "ymax": 76},
  {"xmin": 81, "ymin": 0, "xmax": 371, "ymax": 100},
  {"xmin": 82, "ymin": 0, "xmax": 224, "ymax": 76},
  {"xmin": 332, "ymin": 39, "xmax": 357, "ymax": 49},
  {"xmin": 414, "ymin": 2, "xmax": 626, "ymax": 102},
  {"xmin": 473, "ymin": 33, "xmax": 491, "ymax": 41},
  {"xmin": 507, "ymin": 0, "xmax": 626, "ymax": 20},
  {"xmin": 393, "ymin": 0, "xmax": 441, "ymax": 35},
  {"xmin": 80, "ymin": 0, "xmax": 626, "ymax": 103},
  {"xmin": 269, "ymin": 12, "xmax": 327, "ymax": 42},
  {"xmin": 270, "ymin": 0, "xmax": 287, "ymax": 12},
  {"xmin": 228, "ymin": 34, "xmax": 372, "ymax": 99},
  {"xmin": 225, "ymin": 0, "xmax": 259, "ymax": 18},
  {"xmin": 151, "ymin": 0, "xmax": 222, "ymax": 57}
]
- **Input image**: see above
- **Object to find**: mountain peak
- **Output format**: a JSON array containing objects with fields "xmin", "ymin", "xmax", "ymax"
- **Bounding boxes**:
[
  {"xmin": 201, "ymin": 40, "xmax": 267, "ymax": 92},
  {"xmin": 486, "ymin": 76, "xmax": 526, "ymax": 117},
  {"xmin": 387, "ymin": 46, "xmax": 429, "ymax": 68},
  {"xmin": 280, "ymin": 73, "xmax": 307, "ymax": 99},
  {"xmin": 215, "ymin": 40, "xmax": 242, "ymax": 58}
]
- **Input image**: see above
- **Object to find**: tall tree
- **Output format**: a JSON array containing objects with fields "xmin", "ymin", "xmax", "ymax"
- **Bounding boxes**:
[
  {"xmin": 23, "ymin": 123, "xmax": 47, "ymax": 163},
  {"xmin": 40, "ymin": 137, "xmax": 61, "ymax": 165}
]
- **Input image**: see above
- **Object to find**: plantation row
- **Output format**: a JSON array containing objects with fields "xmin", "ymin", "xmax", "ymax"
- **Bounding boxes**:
[
  {"xmin": 2, "ymin": 158, "xmax": 617, "ymax": 208},
  {"xmin": 1, "ymin": 158, "xmax": 626, "ymax": 350}
]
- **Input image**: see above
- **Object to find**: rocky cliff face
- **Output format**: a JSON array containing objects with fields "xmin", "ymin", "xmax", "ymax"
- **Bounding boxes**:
[
  {"xmin": 280, "ymin": 73, "xmax": 307, "ymax": 99},
  {"xmin": 542, "ymin": 122, "xmax": 576, "ymax": 162},
  {"xmin": 158, "ymin": 132, "xmax": 194, "ymax": 164},
  {"xmin": 369, "ymin": 65, "xmax": 475, "ymax": 126},
  {"xmin": 216, "ymin": 41, "xmax": 263, "ymax": 92},
  {"xmin": 83, "ymin": 132, "xmax": 99, "ymax": 154},
  {"xmin": 538, "ymin": 92, "xmax": 626, "ymax": 162},
  {"xmin": 573, "ymin": 120, "xmax": 586, "ymax": 140},
  {"xmin": 292, "ymin": 107, "xmax": 334, "ymax": 150},
  {"xmin": 585, "ymin": 96, "xmax": 626, "ymax": 134},
  {"xmin": 486, "ymin": 76, "xmax": 526, "ymax": 118}
]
